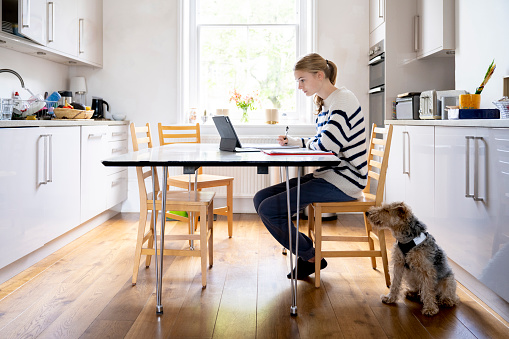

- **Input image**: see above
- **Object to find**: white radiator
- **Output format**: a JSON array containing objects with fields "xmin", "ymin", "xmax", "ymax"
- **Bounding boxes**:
[{"xmin": 167, "ymin": 136, "xmax": 280, "ymax": 198}]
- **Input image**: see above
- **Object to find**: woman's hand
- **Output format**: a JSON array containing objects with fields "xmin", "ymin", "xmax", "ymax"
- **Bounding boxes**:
[{"xmin": 277, "ymin": 135, "xmax": 288, "ymax": 146}]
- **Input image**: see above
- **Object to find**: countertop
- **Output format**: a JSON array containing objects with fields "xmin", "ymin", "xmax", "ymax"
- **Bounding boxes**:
[
  {"xmin": 0, "ymin": 120, "xmax": 129, "ymax": 128},
  {"xmin": 386, "ymin": 119, "xmax": 509, "ymax": 128}
]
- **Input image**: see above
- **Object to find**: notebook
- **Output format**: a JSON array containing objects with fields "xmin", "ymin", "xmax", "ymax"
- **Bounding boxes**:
[{"xmin": 212, "ymin": 115, "xmax": 298, "ymax": 152}]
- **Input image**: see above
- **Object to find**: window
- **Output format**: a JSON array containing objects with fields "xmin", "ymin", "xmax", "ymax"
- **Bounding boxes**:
[{"xmin": 179, "ymin": 0, "xmax": 315, "ymax": 124}]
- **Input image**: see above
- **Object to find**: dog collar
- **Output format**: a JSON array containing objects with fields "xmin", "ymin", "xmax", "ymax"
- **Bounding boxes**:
[{"xmin": 398, "ymin": 232, "xmax": 427, "ymax": 255}]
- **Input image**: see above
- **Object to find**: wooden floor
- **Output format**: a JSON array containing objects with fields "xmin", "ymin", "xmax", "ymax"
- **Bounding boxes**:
[{"xmin": 1, "ymin": 213, "xmax": 508, "ymax": 339}]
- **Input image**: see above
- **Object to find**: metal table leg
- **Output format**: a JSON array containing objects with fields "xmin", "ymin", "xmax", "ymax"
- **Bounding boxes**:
[{"xmin": 286, "ymin": 166, "xmax": 301, "ymax": 316}]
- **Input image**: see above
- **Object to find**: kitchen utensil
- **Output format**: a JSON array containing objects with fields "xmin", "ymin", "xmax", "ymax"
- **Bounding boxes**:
[
  {"xmin": 58, "ymin": 91, "xmax": 73, "ymax": 106},
  {"xmin": 91, "ymin": 98, "xmax": 110, "ymax": 119},
  {"xmin": 112, "ymin": 114, "xmax": 126, "ymax": 121}
]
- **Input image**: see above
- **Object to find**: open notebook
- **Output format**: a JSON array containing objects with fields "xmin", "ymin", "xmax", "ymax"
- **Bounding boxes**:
[{"xmin": 212, "ymin": 116, "xmax": 298, "ymax": 152}]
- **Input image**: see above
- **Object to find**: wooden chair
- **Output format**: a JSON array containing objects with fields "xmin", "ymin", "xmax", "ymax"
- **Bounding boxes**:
[
  {"xmin": 308, "ymin": 124, "xmax": 394, "ymax": 288},
  {"xmin": 158, "ymin": 123, "xmax": 235, "ymax": 237},
  {"xmin": 130, "ymin": 122, "xmax": 215, "ymax": 287}
]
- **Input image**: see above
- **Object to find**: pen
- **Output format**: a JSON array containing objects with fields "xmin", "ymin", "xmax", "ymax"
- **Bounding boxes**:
[{"xmin": 285, "ymin": 126, "xmax": 289, "ymax": 141}]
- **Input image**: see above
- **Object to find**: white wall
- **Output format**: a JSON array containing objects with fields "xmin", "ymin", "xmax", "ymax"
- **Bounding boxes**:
[
  {"xmin": 0, "ymin": 48, "xmax": 68, "ymax": 100},
  {"xmin": 316, "ymin": 1, "xmax": 369, "ymax": 117},
  {"xmin": 455, "ymin": 0, "xmax": 509, "ymax": 107}
]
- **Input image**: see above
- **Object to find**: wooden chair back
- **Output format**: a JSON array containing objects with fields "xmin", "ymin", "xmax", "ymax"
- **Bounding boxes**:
[
  {"xmin": 158, "ymin": 123, "xmax": 202, "ymax": 174},
  {"xmin": 158, "ymin": 123, "xmax": 201, "ymax": 145},
  {"xmin": 130, "ymin": 122, "xmax": 160, "ymax": 202},
  {"xmin": 363, "ymin": 123, "xmax": 393, "ymax": 206}
]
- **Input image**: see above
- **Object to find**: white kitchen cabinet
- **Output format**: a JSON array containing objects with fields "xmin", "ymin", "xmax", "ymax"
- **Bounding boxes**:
[
  {"xmin": 17, "ymin": 0, "xmax": 47, "ymax": 45},
  {"xmin": 77, "ymin": 0, "xmax": 103, "ymax": 66},
  {"xmin": 45, "ymin": 0, "xmax": 78, "ymax": 56},
  {"xmin": 369, "ymin": 0, "xmax": 385, "ymax": 34},
  {"xmin": 385, "ymin": 124, "xmax": 434, "ymax": 223},
  {"xmin": 415, "ymin": 0, "xmax": 455, "ymax": 58},
  {"xmin": 80, "ymin": 125, "xmax": 127, "ymax": 223},
  {"xmin": 0, "ymin": 126, "xmax": 80, "ymax": 269},
  {"xmin": 433, "ymin": 126, "xmax": 509, "ymax": 302}
]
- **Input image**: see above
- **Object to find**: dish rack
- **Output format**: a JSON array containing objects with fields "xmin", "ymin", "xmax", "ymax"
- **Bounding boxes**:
[
  {"xmin": 12, "ymin": 99, "xmax": 59, "ymax": 119},
  {"xmin": 493, "ymin": 99, "xmax": 509, "ymax": 119}
]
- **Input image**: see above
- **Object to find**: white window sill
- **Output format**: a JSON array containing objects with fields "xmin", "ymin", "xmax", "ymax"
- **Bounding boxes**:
[{"xmin": 200, "ymin": 122, "xmax": 316, "ymax": 137}]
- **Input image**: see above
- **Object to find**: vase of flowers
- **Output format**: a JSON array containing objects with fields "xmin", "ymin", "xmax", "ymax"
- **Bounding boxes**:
[{"xmin": 229, "ymin": 89, "xmax": 258, "ymax": 123}]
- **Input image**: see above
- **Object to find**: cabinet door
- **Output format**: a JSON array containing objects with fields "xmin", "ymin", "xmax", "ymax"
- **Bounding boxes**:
[
  {"xmin": 43, "ymin": 126, "xmax": 81, "ymax": 240},
  {"xmin": 404, "ymin": 125, "xmax": 434, "ymax": 222},
  {"xmin": 0, "ymin": 128, "xmax": 46, "ymax": 269},
  {"xmin": 18, "ymin": 0, "xmax": 46, "ymax": 45},
  {"xmin": 45, "ymin": 0, "xmax": 78, "ymax": 56},
  {"xmin": 434, "ymin": 127, "xmax": 492, "ymax": 277},
  {"xmin": 81, "ymin": 125, "xmax": 108, "ymax": 222},
  {"xmin": 77, "ymin": 0, "xmax": 103, "ymax": 66},
  {"xmin": 369, "ymin": 0, "xmax": 385, "ymax": 34},
  {"xmin": 416, "ymin": 0, "xmax": 454, "ymax": 58},
  {"xmin": 385, "ymin": 125, "xmax": 406, "ymax": 202},
  {"xmin": 479, "ymin": 128, "xmax": 509, "ymax": 302}
]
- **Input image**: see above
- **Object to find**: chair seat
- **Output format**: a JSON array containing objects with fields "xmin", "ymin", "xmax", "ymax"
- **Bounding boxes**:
[
  {"xmin": 167, "ymin": 174, "xmax": 234, "ymax": 190},
  {"xmin": 313, "ymin": 193, "xmax": 376, "ymax": 213}
]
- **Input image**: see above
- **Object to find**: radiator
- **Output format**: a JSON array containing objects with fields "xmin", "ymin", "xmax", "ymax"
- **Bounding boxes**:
[{"xmin": 167, "ymin": 136, "xmax": 280, "ymax": 198}]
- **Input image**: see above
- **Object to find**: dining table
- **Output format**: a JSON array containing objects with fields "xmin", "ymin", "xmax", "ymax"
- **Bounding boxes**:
[{"xmin": 102, "ymin": 143, "xmax": 340, "ymax": 316}]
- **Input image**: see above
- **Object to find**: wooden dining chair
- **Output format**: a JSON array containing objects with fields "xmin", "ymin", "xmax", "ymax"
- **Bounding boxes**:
[
  {"xmin": 308, "ymin": 124, "xmax": 394, "ymax": 288},
  {"xmin": 158, "ymin": 123, "xmax": 235, "ymax": 237},
  {"xmin": 130, "ymin": 122, "xmax": 215, "ymax": 288}
]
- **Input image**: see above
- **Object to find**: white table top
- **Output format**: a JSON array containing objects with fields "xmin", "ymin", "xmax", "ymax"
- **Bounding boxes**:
[{"xmin": 102, "ymin": 143, "xmax": 340, "ymax": 168}]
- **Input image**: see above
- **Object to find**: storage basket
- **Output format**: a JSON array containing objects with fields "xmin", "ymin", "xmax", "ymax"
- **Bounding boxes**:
[
  {"xmin": 54, "ymin": 108, "xmax": 94, "ymax": 119},
  {"xmin": 493, "ymin": 100, "xmax": 509, "ymax": 119}
]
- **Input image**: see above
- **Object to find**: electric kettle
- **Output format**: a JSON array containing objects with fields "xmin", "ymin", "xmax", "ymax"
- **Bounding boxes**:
[{"xmin": 91, "ymin": 98, "xmax": 110, "ymax": 119}]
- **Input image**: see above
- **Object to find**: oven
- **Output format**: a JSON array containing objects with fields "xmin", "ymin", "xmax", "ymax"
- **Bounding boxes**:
[{"xmin": 368, "ymin": 40, "xmax": 385, "ymax": 128}]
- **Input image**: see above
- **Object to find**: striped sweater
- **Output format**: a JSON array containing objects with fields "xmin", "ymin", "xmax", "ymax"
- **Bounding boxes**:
[{"xmin": 288, "ymin": 87, "xmax": 368, "ymax": 198}]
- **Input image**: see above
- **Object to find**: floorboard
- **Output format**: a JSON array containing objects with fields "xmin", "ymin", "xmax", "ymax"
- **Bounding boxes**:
[{"xmin": 0, "ymin": 213, "xmax": 507, "ymax": 339}]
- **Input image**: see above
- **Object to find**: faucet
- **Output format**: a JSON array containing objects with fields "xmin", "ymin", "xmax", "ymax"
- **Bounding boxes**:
[{"xmin": 0, "ymin": 69, "xmax": 25, "ymax": 88}]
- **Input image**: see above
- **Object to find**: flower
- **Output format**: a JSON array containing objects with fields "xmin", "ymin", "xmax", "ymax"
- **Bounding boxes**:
[{"xmin": 229, "ymin": 89, "xmax": 259, "ymax": 112}]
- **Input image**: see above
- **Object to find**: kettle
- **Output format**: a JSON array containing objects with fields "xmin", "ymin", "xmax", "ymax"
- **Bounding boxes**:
[{"xmin": 91, "ymin": 98, "xmax": 110, "ymax": 119}]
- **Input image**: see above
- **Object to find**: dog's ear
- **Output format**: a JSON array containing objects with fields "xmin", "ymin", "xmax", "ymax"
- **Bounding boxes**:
[{"xmin": 395, "ymin": 204, "xmax": 409, "ymax": 219}]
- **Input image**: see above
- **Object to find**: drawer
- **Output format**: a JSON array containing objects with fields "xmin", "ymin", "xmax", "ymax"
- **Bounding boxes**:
[
  {"xmin": 108, "ymin": 125, "xmax": 128, "ymax": 142},
  {"xmin": 106, "ymin": 170, "xmax": 128, "ymax": 209},
  {"xmin": 104, "ymin": 140, "xmax": 128, "ymax": 175}
]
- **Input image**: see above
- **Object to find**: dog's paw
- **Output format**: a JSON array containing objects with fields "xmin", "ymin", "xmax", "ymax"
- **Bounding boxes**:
[
  {"xmin": 405, "ymin": 291, "xmax": 420, "ymax": 302},
  {"xmin": 438, "ymin": 296, "xmax": 459, "ymax": 308},
  {"xmin": 422, "ymin": 304, "xmax": 439, "ymax": 316},
  {"xmin": 381, "ymin": 294, "xmax": 397, "ymax": 304}
]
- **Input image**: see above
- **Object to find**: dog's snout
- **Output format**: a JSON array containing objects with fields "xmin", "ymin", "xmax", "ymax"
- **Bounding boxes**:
[{"xmin": 365, "ymin": 211, "xmax": 369, "ymax": 217}]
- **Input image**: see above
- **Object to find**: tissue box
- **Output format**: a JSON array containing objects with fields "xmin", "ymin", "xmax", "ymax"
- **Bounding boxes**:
[{"xmin": 447, "ymin": 109, "xmax": 500, "ymax": 120}]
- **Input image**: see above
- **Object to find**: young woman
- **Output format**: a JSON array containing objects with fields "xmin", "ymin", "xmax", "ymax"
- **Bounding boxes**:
[{"xmin": 253, "ymin": 53, "xmax": 368, "ymax": 279}]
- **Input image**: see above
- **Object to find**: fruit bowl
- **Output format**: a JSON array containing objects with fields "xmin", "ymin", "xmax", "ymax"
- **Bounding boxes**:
[{"xmin": 54, "ymin": 108, "xmax": 94, "ymax": 119}]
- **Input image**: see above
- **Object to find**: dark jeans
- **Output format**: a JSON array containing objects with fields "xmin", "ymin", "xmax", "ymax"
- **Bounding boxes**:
[{"xmin": 253, "ymin": 173, "xmax": 355, "ymax": 261}]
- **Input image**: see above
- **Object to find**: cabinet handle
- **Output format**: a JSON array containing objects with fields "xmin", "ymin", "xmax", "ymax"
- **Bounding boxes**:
[
  {"xmin": 465, "ymin": 136, "xmax": 474, "ymax": 198},
  {"xmin": 48, "ymin": 134, "xmax": 53, "ymax": 183},
  {"xmin": 48, "ymin": 2, "xmax": 55, "ymax": 42},
  {"xmin": 111, "ymin": 147, "xmax": 125, "ymax": 154},
  {"xmin": 473, "ymin": 137, "xmax": 484, "ymax": 202},
  {"xmin": 379, "ymin": 0, "xmax": 384, "ymax": 18},
  {"xmin": 79, "ymin": 19, "xmax": 84, "ymax": 54},
  {"xmin": 403, "ymin": 131, "xmax": 410, "ymax": 174},
  {"xmin": 40, "ymin": 135, "xmax": 48, "ymax": 184},
  {"xmin": 111, "ymin": 132, "xmax": 126, "ymax": 137},
  {"xmin": 414, "ymin": 15, "xmax": 419, "ymax": 52},
  {"xmin": 88, "ymin": 133, "xmax": 105, "ymax": 138},
  {"xmin": 22, "ymin": 0, "xmax": 31, "ymax": 28}
]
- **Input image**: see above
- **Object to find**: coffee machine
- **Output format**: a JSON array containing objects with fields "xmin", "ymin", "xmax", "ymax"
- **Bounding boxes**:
[{"xmin": 91, "ymin": 97, "xmax": 110, "ymax": 119}]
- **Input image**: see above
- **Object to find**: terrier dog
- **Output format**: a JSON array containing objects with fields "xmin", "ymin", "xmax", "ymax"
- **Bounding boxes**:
[{"xmin": 365, "ymin": 202, "xmax": 459, "ymax": 316}]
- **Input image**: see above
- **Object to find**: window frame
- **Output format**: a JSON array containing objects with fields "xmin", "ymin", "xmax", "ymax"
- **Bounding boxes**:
[{"xmin": 178, "ymin": 0, "xmax": 316, "ymax": 124}]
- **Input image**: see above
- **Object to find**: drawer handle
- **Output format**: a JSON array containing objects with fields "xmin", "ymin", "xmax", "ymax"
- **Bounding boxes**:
[
  {"xmin": 111, "ymin": 147, "xmax": 126, "ymax": 154},
  {"xmin": 88, "ymin": 133, "xmax": 106, "ymax": 138},
  {"xmin": 111, "ymin": 132, "xmax": 126, "ymax": 137}
]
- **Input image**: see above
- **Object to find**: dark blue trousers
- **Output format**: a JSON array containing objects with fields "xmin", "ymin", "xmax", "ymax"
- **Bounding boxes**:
[{"xmin": 253, "ymin": 173, "xmax": 355, "ymax": 261}]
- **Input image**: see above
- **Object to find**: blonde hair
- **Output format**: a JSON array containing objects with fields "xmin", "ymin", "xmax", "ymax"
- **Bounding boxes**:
[{"xmin": 294, "ymin": 53, "xmax": 337, "ymax": 114}]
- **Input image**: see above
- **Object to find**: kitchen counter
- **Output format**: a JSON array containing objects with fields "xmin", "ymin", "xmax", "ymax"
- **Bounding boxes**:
[
  {"xmin": 0, "ymin": 120, "xmax": 128, "ymax": 128},
  {"xmin": 386, "ymin": 119, "xmax": 509, "ymax": 128}
]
